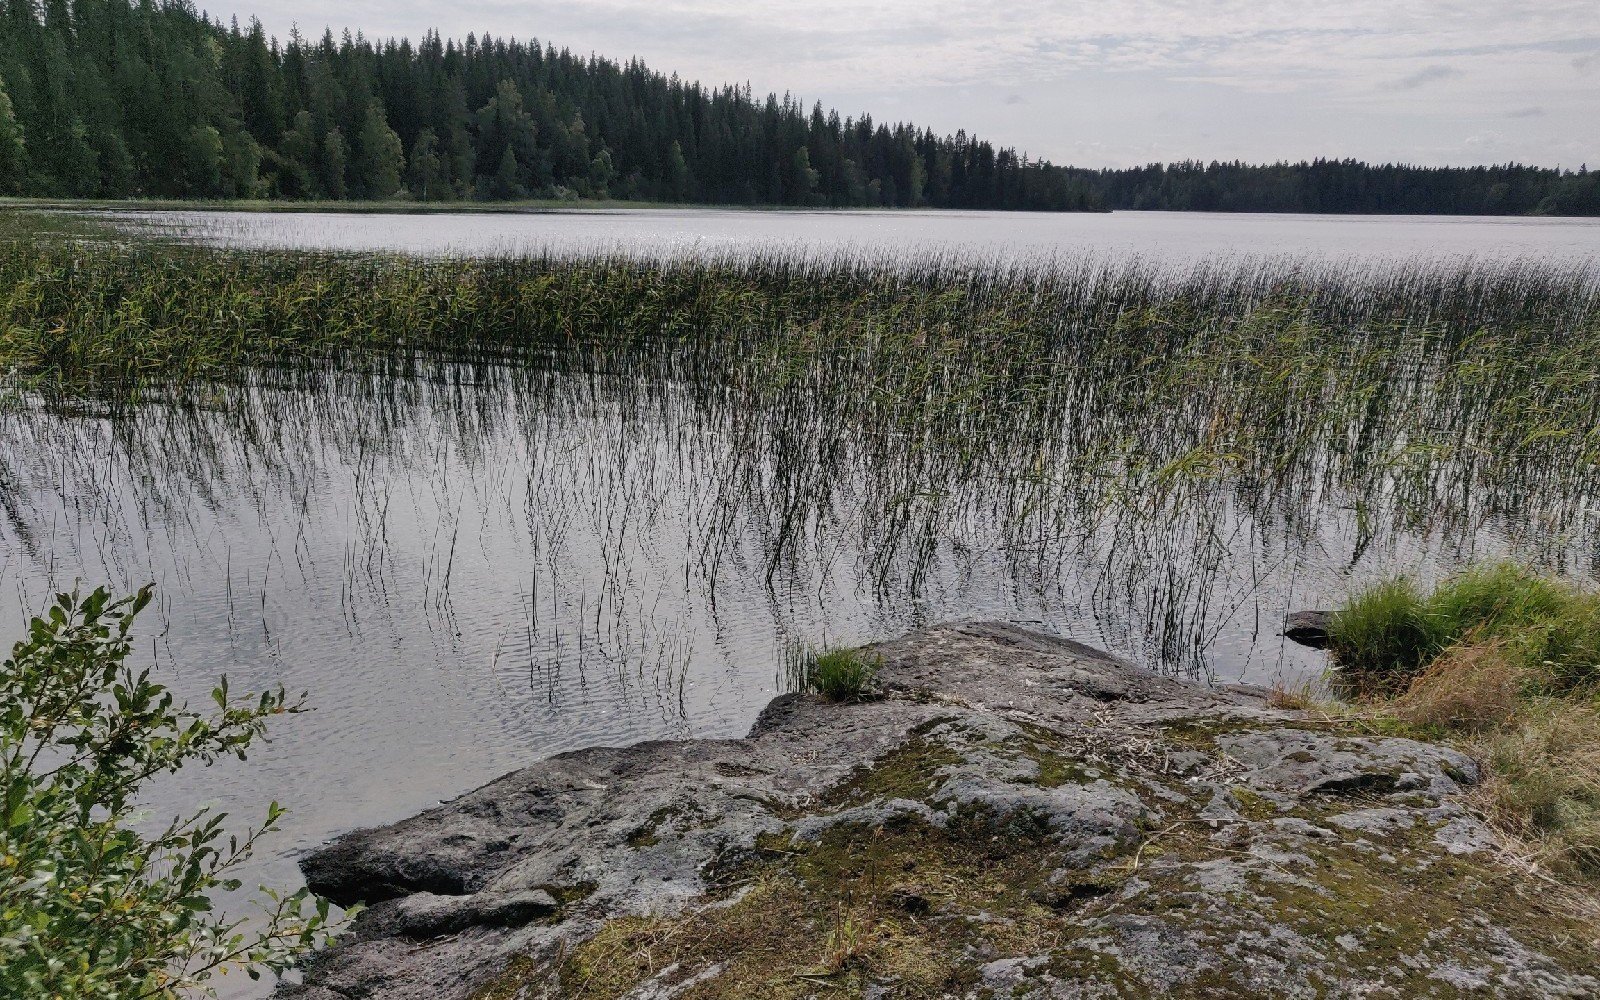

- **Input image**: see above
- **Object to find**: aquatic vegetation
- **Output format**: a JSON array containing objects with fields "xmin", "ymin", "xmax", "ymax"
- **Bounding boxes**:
[
  {"xmin": 5, "ymin": 241, "xmax": 1598, "ymax": 522},
  {"xmin": 3, "ymin": 239, "xmax": 1599, "ymax": 677}
]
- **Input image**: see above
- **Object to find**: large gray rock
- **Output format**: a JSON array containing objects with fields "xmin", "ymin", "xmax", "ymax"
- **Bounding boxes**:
[
  {"xmin": 282, "ymin": 622, "xmax": 1599, "ymax": 999},
  {"xmin": 1282, "ymin": 610, "xmax": 1334, "ymax": 648}
]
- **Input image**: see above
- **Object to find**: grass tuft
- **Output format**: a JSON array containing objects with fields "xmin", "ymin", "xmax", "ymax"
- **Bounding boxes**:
[
  {"xmin": 1327, "ymin": 578, "xmax": 1438, "ymax": 689},
  {"xmin": 791, "ymin": 646, "xmax": 881, "ymax": 703},
  {"xmin": 1329, "ymin": 563, "xmax": 1600, "ymax": 694},
  {"xmin": 1477, "ymin": 701, "xmax": 1600, "ymax": 877},
  {"xmin": 1388, "ymin": 641, "xmax": 1524, "ymax": 733},
  {"xmin": 1327, "ymin": 563, "xmax": 1600, "ymax": 881}
]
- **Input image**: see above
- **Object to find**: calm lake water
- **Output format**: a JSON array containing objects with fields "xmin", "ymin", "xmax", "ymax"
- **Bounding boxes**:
[
  {"xmin": 6, "ymin": 208, "xmax": 1600, "ymax": 994},
  {"xmin": 102, "ymin": 206, "xmax": 1600, "ymax": 264}
]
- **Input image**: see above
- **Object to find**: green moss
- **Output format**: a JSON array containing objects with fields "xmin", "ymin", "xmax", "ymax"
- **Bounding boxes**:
[
  {"xmin": 543, "ymin": 881, "xmax": 599, "ymax": 906},
  {"xmin": 815, "ymin": 721, "xmax": 964, "ymax": 811},
  {"xmin": 625, "ymin": 803, "xmax": 708, "ymax": 848},
  {"xmin": 549, "ymin": 814, "xmax": 1091, "ymax": 999},
  {"xmin": 1001, "ymin": 721, "xmax": 1100, "ymax": 788},
  {"xmin": 472, "ymin": 769, "xmax": 1599, "ymax": 1000},
  {"xmin": 471, "ymin": 699, "xmax": 1600, "ymax": 999},
  {"xmin": 471, "ymin": 955, "xmax": 540, "ymax": 1000},
  {"xmin": 1227, "ymin": 787, "xmax": 1280, "ymax": 821},
  {"xmin": 1156, "ymin": 716, "xmax": 1273, "ymax": 753}
]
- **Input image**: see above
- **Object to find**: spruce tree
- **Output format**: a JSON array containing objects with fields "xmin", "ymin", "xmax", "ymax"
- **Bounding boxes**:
[
  {"xmin": 353, "ymin": 105, "xmax": 404, "ymax": 199},
  {"xmin": 487, "ymin": 146, "xmax": 523, "ymax": 199},
  {"xmin": 407, "ymin": 128, "xmax": 445, "ymax": 201},
  {"xmin": 0, "ymin": 0, "xmax": 1585, "ymax": 214},
  {"xmin": 321, "ymin": 128, "xmax": 348, "ymax": 199},
  {"xmin": 665, "ymin": 140, "xmax": 690, "ymax": 200},
  {"xmin": 0, "ymin": 75, "xmax": 26, "ymax": 194}
]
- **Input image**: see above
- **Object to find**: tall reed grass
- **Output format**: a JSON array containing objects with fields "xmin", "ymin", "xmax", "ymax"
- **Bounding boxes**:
[
  {"xmin": 6, "ymin": 241, "xmax": 1597, "ymax": 523},
  {"xmin": 4, "ymin": 239, "xmax": 1599, "ymax": 668}
]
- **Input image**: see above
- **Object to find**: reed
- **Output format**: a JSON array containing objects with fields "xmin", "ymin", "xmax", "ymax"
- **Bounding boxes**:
[{"xmin": 4, "ymin": 237, "xmax": 1599, "ymax": 670}]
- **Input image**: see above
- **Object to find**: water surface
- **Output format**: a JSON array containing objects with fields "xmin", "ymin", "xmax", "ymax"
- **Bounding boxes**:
[
  {"xmin": 5, "ymin": 211, "xmax": 1600, "ymax": 995},
  {"xmin": 99, "ymin": 206, "xmax": 1600, "ymax": 264}
]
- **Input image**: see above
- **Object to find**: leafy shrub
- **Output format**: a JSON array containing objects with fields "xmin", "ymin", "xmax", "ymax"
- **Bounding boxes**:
[{"xmin": 0, "ymin": 585, "xmax": 342, "ymax": 999}]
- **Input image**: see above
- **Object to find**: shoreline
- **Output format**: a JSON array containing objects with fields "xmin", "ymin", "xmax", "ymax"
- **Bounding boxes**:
[{"xmin": 282, "ymin": 622, "xmax": 1598, "ymax": 999}]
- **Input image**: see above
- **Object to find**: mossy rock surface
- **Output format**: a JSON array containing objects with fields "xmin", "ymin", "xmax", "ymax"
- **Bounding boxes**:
[{"xmin": 283, "ymin": 623, "xmax": 1600, "ymax": 999}]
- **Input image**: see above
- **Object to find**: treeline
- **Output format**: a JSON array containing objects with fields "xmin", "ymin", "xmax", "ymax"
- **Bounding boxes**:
[
  {"xmin": 1073, "ymin": 159, "xmax": 1600, "ymax": 216},
  {"xmin": 0, "ymin": 0, "xmax": 1098, "ymax": 210},
  {"xmin": 0, "ymin": 1, "xmax": 1594, "ymax": 216}
]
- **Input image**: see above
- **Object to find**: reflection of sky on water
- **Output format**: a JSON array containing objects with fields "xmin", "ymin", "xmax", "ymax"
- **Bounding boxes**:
[
  {"xmin": 3, "ymin": 357, "xmax": 1584, "ymax": 922},
  {"xmin": 96, "ymin": 207, "xmax": 1600, "ymax": 266}
]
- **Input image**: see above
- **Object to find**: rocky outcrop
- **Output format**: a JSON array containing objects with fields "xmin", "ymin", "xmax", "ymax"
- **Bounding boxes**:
[
  {"xmin": 283, "ymin": 623, "xmax": 1599, "ymax": 999},
  {"xmin": 1281, "ymin": 610, "xmax": 1333, "ymax": 648}
]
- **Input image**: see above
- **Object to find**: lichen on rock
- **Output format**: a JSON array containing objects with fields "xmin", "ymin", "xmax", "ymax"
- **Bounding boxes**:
[{"xmin": 280, "ymin": 623, "xmax": 1600, "ymax": 999}]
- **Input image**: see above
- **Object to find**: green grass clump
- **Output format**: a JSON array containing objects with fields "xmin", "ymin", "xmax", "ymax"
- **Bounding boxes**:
[
  {"xmin": 1329, "ymin": 563, "xmax": 1600, "ymax": 692},
  {"xmin": 794, "ymin": 647, "xmax": 881, "ymax": 702},
  {"xmin": 1325, "ymin": 578, "xmax": 1438, "ymax": 686},
  {"xmin": 1325, "ymin": 563, "xmax": 1600, "ymax": 881}
]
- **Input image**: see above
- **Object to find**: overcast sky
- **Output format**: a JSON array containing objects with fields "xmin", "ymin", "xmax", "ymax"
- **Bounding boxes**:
[{"xmin": 225, "ymin": 1, "xmax": 1599, "ymax": 170}]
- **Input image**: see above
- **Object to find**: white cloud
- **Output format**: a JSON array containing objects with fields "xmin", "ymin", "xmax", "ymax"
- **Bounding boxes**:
[{"xmin": 1396, "ymin": 65, "xmax": 1464, "ymax": 89}]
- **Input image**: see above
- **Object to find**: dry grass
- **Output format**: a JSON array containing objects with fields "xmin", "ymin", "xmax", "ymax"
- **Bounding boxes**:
[
  {"xmin": 1388, "ymin": 640, "xmax": 1525, "ymax": 733},
  {"xmin": 1265, "ymin": 676, "xmax": 1331, "ymax": 712},
  {"xmin": 1321, "ymin": 568, "xmax": 1600, "ymax": 884},
  {"xmin": 1324, "ymin": 637, "xmax": 1600, "ymax": 883},
  {"xmin": 1471, "ymin": 700, "xmax": 1600, "ymax": 878}
]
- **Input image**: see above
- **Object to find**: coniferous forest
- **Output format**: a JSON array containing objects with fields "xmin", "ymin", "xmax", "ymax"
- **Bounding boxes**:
[{"xmin": 0, "ymin": 0, "xmax": 1596, "ymax": 214}]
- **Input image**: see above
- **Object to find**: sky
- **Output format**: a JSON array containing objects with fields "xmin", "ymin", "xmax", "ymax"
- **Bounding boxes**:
[{"xmin": 224, "ymin": 0, "xmax": 1599, "ymax": 170}]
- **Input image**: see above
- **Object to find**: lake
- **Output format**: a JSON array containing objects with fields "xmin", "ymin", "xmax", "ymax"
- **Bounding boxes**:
[
  {"xmin": 4, "ymin": 208, "xmax": 1599, "ymax": 995},
  {"xmin": 100, "ymin": 206, "xmax": 1600, "ymax": 264}
]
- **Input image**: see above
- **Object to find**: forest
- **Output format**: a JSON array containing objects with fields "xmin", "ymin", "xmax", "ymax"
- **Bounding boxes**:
[
  {"xmin": 0, "ymin": 0, "xmax": 1595, "ymax": 215},
  {"xmin": 1071, "ymin": 159, "xmax": 1600, "ymax": 216}
]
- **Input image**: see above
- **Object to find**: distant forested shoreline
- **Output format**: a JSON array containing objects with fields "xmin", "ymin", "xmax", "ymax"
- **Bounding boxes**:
[{"xmin": 0, "ymin": 0, "xmax": 1595, "ymax": 215}]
